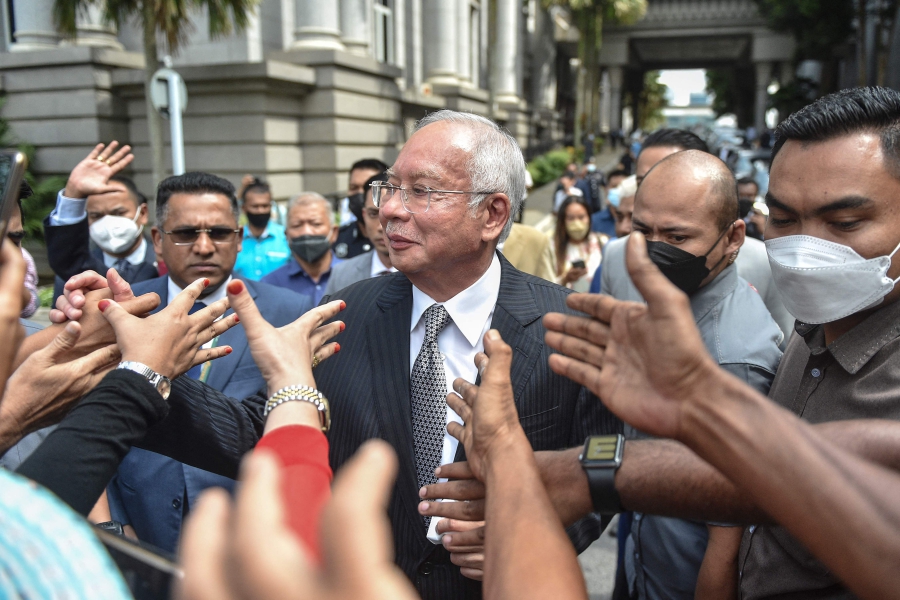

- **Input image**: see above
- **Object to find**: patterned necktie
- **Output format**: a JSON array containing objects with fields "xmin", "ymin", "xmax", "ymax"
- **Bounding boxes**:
[
  {"xmin": 410, "ymin": 304, "xmax": 452, "ymax": 526},
  {"xmin": 185, "ymin": 301, "xmax": 207, "ymax": 380},
  {"xmin": 113, "ymin": 258, "xmax": 134, "ymax": 282}
]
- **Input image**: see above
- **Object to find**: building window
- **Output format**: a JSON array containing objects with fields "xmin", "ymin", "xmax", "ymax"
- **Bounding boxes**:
[{"xmin": 374, "ymin": 0, "xmax": 394, "ymax": 64}]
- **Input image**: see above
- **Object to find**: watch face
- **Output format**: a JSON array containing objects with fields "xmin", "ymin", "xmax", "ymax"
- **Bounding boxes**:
[
  {"xmin": 157, "ymin": 378, "xmax": 172, "ymax": 400},
  {"xmin": 584, "ymin": 436, "xmax": 621, "ymax": 462}
]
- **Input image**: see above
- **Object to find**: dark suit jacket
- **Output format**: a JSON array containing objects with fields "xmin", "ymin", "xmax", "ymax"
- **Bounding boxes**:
[
  {"xmin": 136, "ymin": 255, "xmax": 621, "ymax": 597},
  {"xmin": 108, "ymin": 276, "xmax": 312, "ymax": 553},
  {"xmin": 44, "ymin": 215, "xmax": 160, "ymax": 283}
]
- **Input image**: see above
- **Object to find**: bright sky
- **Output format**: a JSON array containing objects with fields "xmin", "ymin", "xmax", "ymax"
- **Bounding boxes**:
[{"xmin": 658, "ymin": 69, "xmax": 707, "ymax": 106}]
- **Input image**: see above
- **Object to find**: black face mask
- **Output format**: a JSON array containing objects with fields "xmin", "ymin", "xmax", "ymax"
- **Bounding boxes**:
[
  {"xmin": 738, "ymin": 199, "xmax": 754, "ymax": 219},
  {"xmin": 290, "ymin": 234, "xmax": 331, "ymax": 264},
  {"xmin": 246, "ymin": 211, "xmax": 271, "ymax": 229},
  {"xmin": 645, "ymin": 225, "xmax": 732, "ymax": 295}
]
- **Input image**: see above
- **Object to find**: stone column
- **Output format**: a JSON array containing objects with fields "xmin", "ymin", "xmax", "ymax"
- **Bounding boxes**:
[
  {"xmin": 754, "ymin": 61, "xmax": 773, "ymax": 132},
  {"xmin": 73, "ymin": 4, "xmax": 123, "ymax": 49},
  {"xmin": 457, "ymin": 0, "xmax": 471, "ymax": 84},
  {"xmin": 292, "ymin": 0, "xmax": 345, "ymax": 51},
  {"xmin": 494, "ymin": 0, "xmax": 520, "ymax": 103},
  {"xmin": 607, "ymin": 66, "xmax": 623, "ymax": 132},
  {"xmin": 423, "ymin": 0, "xmax": 458, "ymax": 85},
  {"xmin": 10, "ymin": 0, "xmax": 59, "ymax": 51},
  {"xmin": 340, "ymin": 0, "xmax": 370, "ymax": 56}
]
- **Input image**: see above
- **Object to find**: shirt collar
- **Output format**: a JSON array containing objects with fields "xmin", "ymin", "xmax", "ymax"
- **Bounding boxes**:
[
  {"xmin": 102, "ymin": 237, "xmax": 147, "ymax": 268},
  {"xmin": 689, "ymin": 264, "xmax": 738, "ymax": 322},
  {"xmin": 287, "ymin": 253, "xmax": 338, "ymax": 279},
  {"xmin": 370, "ymin": 251, "xmax": 396, "ymax": 277},
  {"xmin": 166, "ymin": 274, "xmax": 233, "ymax": 307},
  {"xmin": 799, "ymin": 296, "xmax": 900, "ymax": 374},
  {"xmin": 410, "ymin": 253, "xmax": 502, "ymax": 347},
  {"xmin": 243, "ymin": 223, "xmax": 274, "ymax": 240}
]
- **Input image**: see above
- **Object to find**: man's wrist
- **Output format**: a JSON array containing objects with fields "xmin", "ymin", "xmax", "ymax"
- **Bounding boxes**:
[
  {"xmin": 62, "ymin": 184, "xmax": 85, "ymax": 200},
  {"xmin": 679, "ymin": 366, "xmax": 759, "ymax": 448},
  {"xmin": 536, "ymin": 447, "xmax": 595, "ymax": 526},
  {"xmin": 482, "ymin": 429, "xmax": 533, "ymax": 481}
]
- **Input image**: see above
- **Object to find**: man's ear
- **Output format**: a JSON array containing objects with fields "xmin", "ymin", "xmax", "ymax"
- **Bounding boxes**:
[
  {"xmin": 725, "ymin": 219, "xmax": 746, "ymax": 255},
  {"xmin": 481, "ymin": 193, "xmax": 511, "ymax": 243},
  {"xmin": 151, "ymin": 226, "xmax": 163, "ymax": 256},
  {"xmin": 136, "ymin": 203, "xmax": 149, "ymax": 227},
  {"xmin": 329, "ymin": 224, "xmax": 339, "ymax": 244}
]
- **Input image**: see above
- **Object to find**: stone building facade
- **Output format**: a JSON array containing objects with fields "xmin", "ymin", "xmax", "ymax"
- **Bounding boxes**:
[{"xmin": 0, "ymin": 0, "xmax": 569, "ymax": 198}]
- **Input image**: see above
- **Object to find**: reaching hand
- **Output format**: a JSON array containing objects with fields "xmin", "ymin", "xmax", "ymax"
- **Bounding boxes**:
[
  {"xmin": 225, "ymin": 280, "xmax": 344, "ymax": 395},
  {"xmin": 0, "ymin": 322, "xmax": 121, "ymax": 450},
  {"xmin": 0, "ymin": 238, "xmax": 26, "ymax": 394},
  {"xmin": 50, "ymin": 268, "xmax": 135, "ymax": 323},
  {"xmin": 63, "ymin": 141, "xmax": 134, "ymax": 199},
  {"xmin": 98, "ymin": 278, "xmax": 238, "ymax": 379},
  {"xmin": 176, "ymin": 440, "xmax": 419, "ymax": 600},
  {"xmin": 545, "ymin": 232, "xmax": 718, "ymax": 441},
  {"xmin": 445, "ymin": 330, "xmax": 528, "ymax": 483}
]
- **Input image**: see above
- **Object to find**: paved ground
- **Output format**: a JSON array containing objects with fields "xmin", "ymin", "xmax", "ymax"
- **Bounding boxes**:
[{"xmin": 581, "ymin": 515, "xmax": 619, "ymax": 600}]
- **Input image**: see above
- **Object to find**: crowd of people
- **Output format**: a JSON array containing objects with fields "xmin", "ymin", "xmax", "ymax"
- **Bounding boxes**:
[{"xmin": 1, "ymin": 86, "xmax": 900, "ymax": 600}]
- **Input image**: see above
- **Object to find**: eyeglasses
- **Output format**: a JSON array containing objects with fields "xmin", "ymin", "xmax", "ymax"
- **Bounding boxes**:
[
  {"xmin": 369, "ymin": 181, "xmax": 497, "ymax": 214},
  {"xmin": 161, "ymin": 227, "xmax": 241, "ymax": 246},
  {"xmin": 6, "ymin": 231, "xmax": 25, "ymax": 247}
]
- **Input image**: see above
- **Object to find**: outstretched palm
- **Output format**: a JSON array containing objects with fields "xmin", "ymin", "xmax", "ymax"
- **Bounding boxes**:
[{"xmin": 64, "ymin": 141, "xmax": 135, "ymax": 198}]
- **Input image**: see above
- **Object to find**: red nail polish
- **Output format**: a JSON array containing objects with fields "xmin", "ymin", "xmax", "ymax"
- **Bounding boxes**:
[
  {"xmin": 335, "ymin": 343, "xmax": 341, "ymax": 353},
  {"xmin": 339, "ymin": 322, "xmax": 345, "ymax": 332},
  {"xmin": 227, "ymin": 280, "xmax": 244, "ymax": 295},
  {"xmin": 233, "ymin": 315, "xmax": 240, "ymax": 323},
  {"xmin": 203, "ymin": 278, "xmax": 210, "ymax": 287},
  {"xmin": 340, "ymin": 301, "xmax": 346, "ymax": 311},
  {"xmin": 98, "ymin": 300, "xmax": 110, "ymax": 312},
  {"xmin": 225, "ymin": 347, "xmax": 233, "ymax": 354}
]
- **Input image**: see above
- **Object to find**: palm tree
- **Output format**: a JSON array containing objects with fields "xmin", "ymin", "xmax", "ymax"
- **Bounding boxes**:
[
  {"xmin": 543, "ymin": 0, "xmax": 646, "ymax": 141},
  {"xmin": 52, "ymin": 0, "xmax": 259, "ymax": 220}
]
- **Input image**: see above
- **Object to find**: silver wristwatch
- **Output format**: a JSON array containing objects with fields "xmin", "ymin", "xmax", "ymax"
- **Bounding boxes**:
[{"xmin": 117, "ymin": 361, "xmax": 172, "ymax": 400}]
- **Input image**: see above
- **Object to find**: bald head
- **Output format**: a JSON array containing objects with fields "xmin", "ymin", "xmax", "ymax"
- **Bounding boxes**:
[{"xmin": 641, "ymin": 150, "xmax": 738, "ymax": 231}]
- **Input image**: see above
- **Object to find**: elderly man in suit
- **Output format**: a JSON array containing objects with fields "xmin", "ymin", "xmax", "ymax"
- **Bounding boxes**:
[
  {"xmin": 133, "ymin": 111, "xmax": 618, "ymax": 599},
  {"xmin": 324, "ymin": 171, "xmax": 396, "ymax": 296},
  {"xmin": 44, "ymin": 142, "xmax": 159, "ymax": 287},
  {"xmin": 104, "ymin": 172, "xmax": 311, "ymax": 553}
]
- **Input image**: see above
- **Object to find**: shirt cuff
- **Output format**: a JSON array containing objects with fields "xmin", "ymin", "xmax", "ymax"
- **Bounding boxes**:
[{"xmin": 48, "ymin": 190, "xmax": 87, "ymax": 226}]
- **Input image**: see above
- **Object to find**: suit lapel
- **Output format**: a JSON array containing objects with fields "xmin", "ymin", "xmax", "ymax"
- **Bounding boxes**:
[
  {"xmin": 206, "ymin": 277, "xmax": 253, "ymax": 392},
  {"xmin": 366, "ymin": 275, "xmax": 426, "ymax": 543},
  {"xmin": 146, "ymin": 277, "xmax": 168, "ymax": 316}
]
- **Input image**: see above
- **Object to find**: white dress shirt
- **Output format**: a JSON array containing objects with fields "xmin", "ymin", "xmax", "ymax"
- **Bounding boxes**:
[
  {"xmin": 410, "ymin": 253, "xmax": 501, "ymax": 541},
  {"xmin": 166, "ymin": 275, "xmax": 231, "ymax": 351},
  {"xmin": 370, "ymin": 251, "xmax": 397, "ymax": 278}
]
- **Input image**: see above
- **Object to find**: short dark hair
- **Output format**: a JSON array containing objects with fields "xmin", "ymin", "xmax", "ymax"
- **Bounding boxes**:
[
  {"xmin": 554, "ymin": 195, "xmax": 593, "ymax": 273},
  {"xmin": 350, "ymin": 158, "xmax": 389, "ymax": 174},
  {"xmin": 607, "ymin": 169, "xmax": 629, "ymax": 180},
  {"xmin": 16, "ymin": 180, "xmax": 32, "ymax": 216},
  {"xmin": 641, "ymin": 128, "xmax": 710, "ymax": 154},
  {"xmin": 156, "ymin": 172, "xmax": 239, "ymax": 224},
  {"xmin": 351, "ymin": 171, "xmax": 389, "ymax": 221},
  {"xmin": 736, "ymin": 176, "xmax": 758, "ymax": 189},
  {"xmin": 110, "ymin": 175, "xmax": 147, "ymax": 206},
  {"xmin": 241, "ymin": 176, "xmax": 271, "ymax": 202},
  {"xmin": 772, "ymin": 86, "xmax": 900, "ymax": 179}
]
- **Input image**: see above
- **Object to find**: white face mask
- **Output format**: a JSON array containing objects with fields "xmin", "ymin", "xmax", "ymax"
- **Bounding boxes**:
[
  {"xmin": 765, "ymin": 234, "xmax": 900, "ymax": 324},
  {"xmin": 89, "ymin": 209, "xmax": 144, "ymax": 255}
]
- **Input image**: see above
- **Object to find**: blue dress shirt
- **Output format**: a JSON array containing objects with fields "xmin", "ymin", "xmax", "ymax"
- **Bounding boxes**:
[
  {"xmin": 233, "ymin": 224, "xmax": 290, "ymax": 280},
  {"xmin": 261, "ymin": 253, "xmax": 343, "ymax": 306},
  {"xmin": 591, "ymin": 207, "xmax": 617, "ymax": 238}
]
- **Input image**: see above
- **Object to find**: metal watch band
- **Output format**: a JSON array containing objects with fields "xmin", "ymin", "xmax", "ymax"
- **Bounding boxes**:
[
  {"xmin": 264, "ymin": 384, "xmax": 331, "ymax": 432},
  {"xmin": 116, "ymin": 361, "xmax": 172, "ymax": 400}
]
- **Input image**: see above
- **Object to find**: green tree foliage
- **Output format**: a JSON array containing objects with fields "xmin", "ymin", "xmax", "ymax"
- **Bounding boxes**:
[
  {"xmin": 543, "ymin": 0, "xmax": 647, "ymax": 139},
  {"xmin": 753, "ymin": 0, "xmax": 856, "ymax": 61},
  {"xmin": 53, "ymin": 0, "xmax": 259, "ymax": 219},
  {"xmin": 637, "ymin": 71, "xmax": 667, "ymax": 131}
]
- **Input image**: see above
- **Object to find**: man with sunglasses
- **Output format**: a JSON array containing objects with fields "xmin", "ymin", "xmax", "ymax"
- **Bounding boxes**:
[{"xmin": 104, "ymin": 171, "xmax": 312, "ymax": 554}]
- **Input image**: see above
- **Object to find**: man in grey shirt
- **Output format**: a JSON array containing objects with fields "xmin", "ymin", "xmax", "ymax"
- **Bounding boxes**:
[{"xmin": 601, "ymin": 150, "xmax": 783, "ymax": 599}]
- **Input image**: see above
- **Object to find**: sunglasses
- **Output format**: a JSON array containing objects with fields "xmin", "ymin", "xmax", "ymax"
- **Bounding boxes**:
[{"xmin": 161, "ymin": 227, "xmax": 241, "ymax": 246}]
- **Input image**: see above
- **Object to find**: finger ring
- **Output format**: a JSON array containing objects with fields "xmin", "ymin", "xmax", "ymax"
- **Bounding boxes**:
[
  {"xmin": 96, "ymin": 156, "xmax": 107, "ymax": 162},
  {"xmin": 312, "ymin": 355, "xmax": 320, "ymax": 369}
]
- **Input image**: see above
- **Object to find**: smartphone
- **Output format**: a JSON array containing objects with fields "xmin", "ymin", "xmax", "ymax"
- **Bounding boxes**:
[
  {"xmin": 95, "ymin": 527, "xmax": 181, "ymax": 600},
  {"xmin": 0, "ymin": 151, "xmax": 28, "ymax": 241},
  {"xmin": 571, "ymin": 259, "xmax": 586, "ymax": 269}
]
